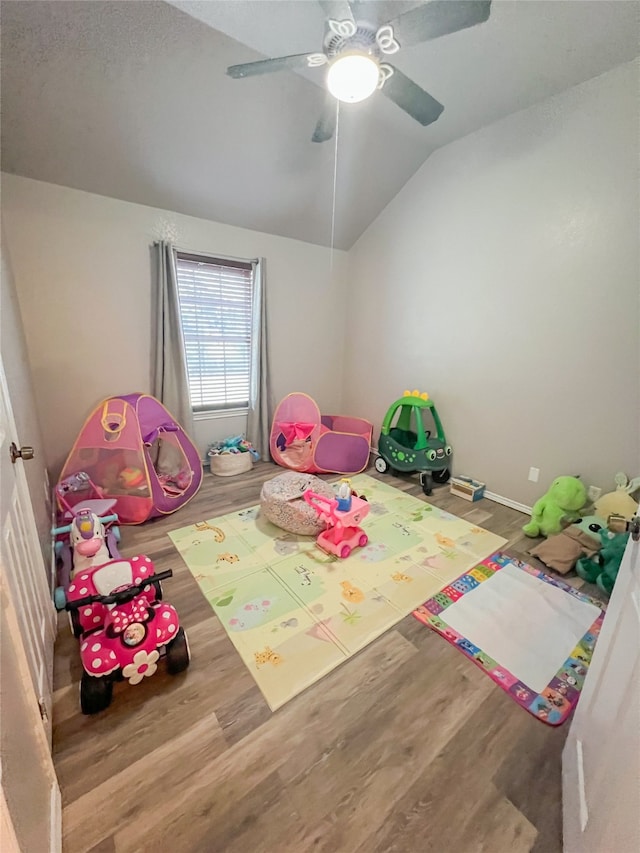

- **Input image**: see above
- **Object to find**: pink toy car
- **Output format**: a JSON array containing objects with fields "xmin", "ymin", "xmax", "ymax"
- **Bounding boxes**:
[
  {"xmin": 62, "ymin": 548, "xmax": 162, "ymax": 638},
  {"xmin": 66, "ymin": 557, "xmax": 189, "ymax": 714},
  {"xmin": 303, "ymin": 490, "xmax": 370, "ymax": 558}
]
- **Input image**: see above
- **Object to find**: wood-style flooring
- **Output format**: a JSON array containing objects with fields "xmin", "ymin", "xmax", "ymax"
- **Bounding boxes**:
[{"xmin": 52, "ymin": 462, "xmax": 570, "ymax": 853}]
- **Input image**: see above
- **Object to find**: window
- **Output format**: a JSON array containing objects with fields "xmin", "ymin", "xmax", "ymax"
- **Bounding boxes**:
[{"xmin": 176, "ymin": 252, "xmax": 256, "ymax": 412}]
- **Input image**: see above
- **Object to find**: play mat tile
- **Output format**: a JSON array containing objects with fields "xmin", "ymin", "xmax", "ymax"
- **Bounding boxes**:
[
  {"xmin": 169, "ymin": 474, "xmax": 506, "ymax": 710},
  {"xmin": 413, "ymin": 553, "xmax": 606, "ymax": 725}
]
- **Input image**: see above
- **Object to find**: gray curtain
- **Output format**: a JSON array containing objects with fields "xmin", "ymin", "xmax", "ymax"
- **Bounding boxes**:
[
  {"xmin": 247, "ymin": 257, "xmax": 272, "ymax": 459},
  {"xmin": 150, "ymin": 241, "xmax": 195, "ymax": 438}
]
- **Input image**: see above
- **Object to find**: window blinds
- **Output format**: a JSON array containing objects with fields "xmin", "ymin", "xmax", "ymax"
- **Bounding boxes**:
[{"xmin": 176, "ymin": 254, "xmax": 254, "ymax": 411}]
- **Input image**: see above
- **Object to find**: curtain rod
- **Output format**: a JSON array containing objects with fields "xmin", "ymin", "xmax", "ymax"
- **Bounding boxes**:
[{"xmin": 153, "ymin": 240, "xmax": 259, "ymax": 267}]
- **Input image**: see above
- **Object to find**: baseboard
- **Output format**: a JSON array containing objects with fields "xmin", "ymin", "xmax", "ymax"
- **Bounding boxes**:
[
  {"xmin": 484, "ymin": 491, "xmax": 532, "ymax": 516},
  {"xmin": 368, "ymin": 451, "xmax": 532, "ymax": 515}
]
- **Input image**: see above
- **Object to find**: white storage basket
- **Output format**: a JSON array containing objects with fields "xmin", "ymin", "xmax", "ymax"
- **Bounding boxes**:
[{"xmin": 209, "ymin": 453, "xmax": 253, "ymax": 477}]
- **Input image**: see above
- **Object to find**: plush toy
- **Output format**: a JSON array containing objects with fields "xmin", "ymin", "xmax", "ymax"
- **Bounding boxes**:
[
  {"xmin": 523, "ymin": 476, "xmax": 587, "ymax": 538},
  {"xmin": 576, "ymin": 529, "xmax": 630, "ymax": 595},
  {"xmin": 528, "ymin": 515, "xmax": 605, "ymax": 574},
  {"xmin": 594, "ymin": 472, "xmax": 640, "ymax": 522},
  {"xmin": 119, "ymin": 467, "xmax": 146, "ymax": 489},
  {"xmin": 207, "ymin": 435, "xmax": 260, "ymax": 460}
]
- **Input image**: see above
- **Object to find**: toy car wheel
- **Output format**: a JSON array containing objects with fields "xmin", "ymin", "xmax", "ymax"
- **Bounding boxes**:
[
  {"xmin": 432, "ymin": 468, "xmax": 451, "ymax": 484},
  {"xmin": 54, "ymin": 586, "xmax": 66, "ymax": 611},
  {"xmin": 80, "ymin": 672, "xmax": 113, "ymax": 715},
  {"xmin": 358, "ymin": 534, "xmax": 368, "ymax": 548},
  {"xmin": 374, "ymin": 456, "xmax": 389, "ymax": 474},
  {"xmin": 340, "ymin": 544, "xmax": 352, "ymax": 559},
  {"xmin": 420, "ymin": 472, "xmax": 433, "ymax": 496},
  {"xmin": 165, "ymin": 627, "xmax": 190, "ymax": 675}
]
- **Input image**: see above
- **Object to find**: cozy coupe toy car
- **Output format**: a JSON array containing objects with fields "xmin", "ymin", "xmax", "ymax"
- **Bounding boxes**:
[{"xmin": 374, "ymin": 390, "xmax": 453, "ymax": 495}]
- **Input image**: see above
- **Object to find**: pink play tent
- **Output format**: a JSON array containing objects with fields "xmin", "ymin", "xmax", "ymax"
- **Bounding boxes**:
[
  {"xmin": 270, "ymin": 392, "xmax": 372, "ymax": 475},
  {"xmin": 58, "ymin": 394, "xmax": 202, "ymax": 524}
]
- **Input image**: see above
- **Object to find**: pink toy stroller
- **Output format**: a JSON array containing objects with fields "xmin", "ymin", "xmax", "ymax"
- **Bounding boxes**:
[{"xmin": 303, "ymin": 489, "xmax": 370, "ymax": 559}]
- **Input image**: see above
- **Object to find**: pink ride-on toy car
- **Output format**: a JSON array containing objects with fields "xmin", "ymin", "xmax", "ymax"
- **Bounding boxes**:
[
  {"xmin": 64, "ymin": 554, "xmax": 162, "ymax": 638},
  {"xmin": 303, "ymin": 489, "xmax": 370, "ymax": 558},
  {"xmin": 65, "ymin": 557, "xmax": 190, "ymax": 714}
]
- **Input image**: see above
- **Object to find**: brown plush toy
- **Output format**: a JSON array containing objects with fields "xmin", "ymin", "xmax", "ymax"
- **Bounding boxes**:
[{"xmin": 528, "ymin": 515, "xmax": 606, "ymax": 574}]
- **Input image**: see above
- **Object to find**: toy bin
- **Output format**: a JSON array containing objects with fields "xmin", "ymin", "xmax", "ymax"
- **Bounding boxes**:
[
  {"xmin": 449, "ymin": 476, "xmax": 485, "ymax": 502},
  {"xmin": 207, "ymin": 435, "xmax": 258, "ymax": 477},
  {"xmin": 209, "ymin": 453, "xmax": 253, "ymax": 477}
]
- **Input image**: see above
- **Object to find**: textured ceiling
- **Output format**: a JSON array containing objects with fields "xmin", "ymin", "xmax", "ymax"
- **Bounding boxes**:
[{"xmin": 2, "ymin": 1, "xmax": 639, "ymax": 249}]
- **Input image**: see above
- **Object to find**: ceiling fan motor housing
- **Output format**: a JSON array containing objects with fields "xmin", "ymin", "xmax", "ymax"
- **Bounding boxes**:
[{"xmin": 324, "ymin": 23, "xmax": 378, "ymax": 60}]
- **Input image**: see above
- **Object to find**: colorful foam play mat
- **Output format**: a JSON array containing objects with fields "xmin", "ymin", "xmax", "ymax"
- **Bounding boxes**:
[
  {"xmin": 169, "ymin": 474, "xmax": 506, "ymax": 710},
  {"xmin": 413, "ymin": 553, "xmax": 606, "ymax": 725}
]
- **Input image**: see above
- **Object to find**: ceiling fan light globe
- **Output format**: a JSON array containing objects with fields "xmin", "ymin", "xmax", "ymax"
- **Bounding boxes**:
[{"xmin": 327, "ymin": 53, "xmax": 379, "ymax": 103}]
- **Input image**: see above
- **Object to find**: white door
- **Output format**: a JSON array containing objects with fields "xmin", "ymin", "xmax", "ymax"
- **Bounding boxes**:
[
  {"xmin": 0, "ymin": 358, "xmax": 61, "ymax": 852},
  {"xmin": 0, "ymin": 359, "xmax": 56, "ymax": 733},
  {"xmin": 562, "ymin": 518, "xmax": 640, "ymax": 852}
]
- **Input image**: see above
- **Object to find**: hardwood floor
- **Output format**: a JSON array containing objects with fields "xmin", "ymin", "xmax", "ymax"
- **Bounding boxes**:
[{"xmin": 52, "ymin": 462, "xmax": 571, "ymax": 853}]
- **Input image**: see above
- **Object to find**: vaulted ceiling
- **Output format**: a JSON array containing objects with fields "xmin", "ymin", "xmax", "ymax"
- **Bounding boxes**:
[{"xmin": 2, "ymin": 1, "xmax": 638, "ymax": 248}]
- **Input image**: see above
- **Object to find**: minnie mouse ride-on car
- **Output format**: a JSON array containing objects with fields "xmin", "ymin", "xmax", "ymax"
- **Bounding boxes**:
[{"xmin": 65, "ymin": 556, "xmax": 190, "ymax": 714}]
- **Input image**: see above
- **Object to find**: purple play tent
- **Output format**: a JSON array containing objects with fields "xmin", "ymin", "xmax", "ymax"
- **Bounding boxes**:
[
  {"xmin": 58, "ymin": 394, "xmax": 202, "ymax": 524},
  {"xmin": 270, "ymin": 392, "xmax": 373, "ymax": 475}
]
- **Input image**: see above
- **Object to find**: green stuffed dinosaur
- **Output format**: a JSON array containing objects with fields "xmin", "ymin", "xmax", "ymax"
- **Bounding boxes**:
[
  {"xmin": 523, "ymin": 476, "xmax": 587, "ymax": 538},
  {"xmin": 576, "ymin": 529, "xmax": 629, "ymax": 595}
]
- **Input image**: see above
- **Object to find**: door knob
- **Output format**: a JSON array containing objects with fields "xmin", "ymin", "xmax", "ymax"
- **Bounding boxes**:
[{"xmin": 9, "ymin": 442, "xmax": 34, "ymax": 464}]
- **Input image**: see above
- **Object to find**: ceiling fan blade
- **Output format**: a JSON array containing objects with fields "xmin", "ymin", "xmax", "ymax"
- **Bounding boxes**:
[
  {"xmin": 227, "ymin": 53, "xmax": 314, "ymax": 79},
  {"xmin": 386, "ymin": 0, "xmax": 491, "ymax": 49},
  {"xmin": 381, "ymin": 66, "xmax": 444, "ymax": 127},
  {"xmin": 312, "ymin": 96, "xmax": 338, "ymax": 143},
  {"xmin": 318, "ymin": 1, "xmax": 355, "ymax": 24}
]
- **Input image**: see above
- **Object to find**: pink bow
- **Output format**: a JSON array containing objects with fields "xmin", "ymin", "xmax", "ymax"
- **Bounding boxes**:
[
  {"xmin": 110, "ymin": 596, "xmax": 151, "ymax": 632},
  {"xmin": 278, "ymin": 421, "xmax": 315, "ymax": 445}
]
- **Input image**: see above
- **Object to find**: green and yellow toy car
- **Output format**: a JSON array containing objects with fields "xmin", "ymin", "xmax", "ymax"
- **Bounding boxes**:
[{"xmin": 374, "ymin": 391, "xmax": 452, "ymax": 495}]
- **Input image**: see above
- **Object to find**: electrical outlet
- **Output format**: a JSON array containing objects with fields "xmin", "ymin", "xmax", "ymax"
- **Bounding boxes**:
[
  {"xmin": 588, "ymin": 485, "xmax": 602, "ymax": 502},
  {"xmin": 528, "ymin": 467, "xmax": 540, "ymax": 483}
]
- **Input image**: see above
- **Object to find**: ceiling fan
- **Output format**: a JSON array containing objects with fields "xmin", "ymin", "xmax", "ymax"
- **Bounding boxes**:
[{"xmin": 226, "ymin": 0, "xmax": 492, "ymax": 143}]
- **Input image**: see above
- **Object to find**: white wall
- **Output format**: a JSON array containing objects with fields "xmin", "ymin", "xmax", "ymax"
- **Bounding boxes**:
[
  {"xmin": 1, "ymin": 176, "xmax": 348, "ymax": 473},
  {"xmin": 0, "ymin": 226, "xmax": 51, "ymax": 573},
  {"xmin": 345, "ymin": 61, "xmax": 640, "ymax": 506},
  {"xmin": 4, "ymin": 62, "xmax": 639, "ymax": 505}
]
